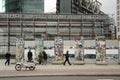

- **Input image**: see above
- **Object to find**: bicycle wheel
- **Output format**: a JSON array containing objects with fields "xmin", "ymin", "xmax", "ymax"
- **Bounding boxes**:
[
  {"xmin": 15, "ymin": 64, "xmax": 22, "ymax": 71},
  {"xmin": 29, "ymin": 66, "xmax": 35, "ymax": 71}
]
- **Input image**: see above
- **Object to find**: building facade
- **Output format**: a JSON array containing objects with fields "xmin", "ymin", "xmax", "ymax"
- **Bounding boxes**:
[
  {"xmin": 56, "ymin": 0, "xmax": 102, "ymax": 14},
  {"xmin": 3, "ymin": 0, "xmax": 44, "ymax": 14},
  {"xmin": 117, "ymin": 0, "xmax": 120, "ymax": 39},
  {"xmin": 0, "ymin": 13, "xmax": 111, "ymax": 55}
]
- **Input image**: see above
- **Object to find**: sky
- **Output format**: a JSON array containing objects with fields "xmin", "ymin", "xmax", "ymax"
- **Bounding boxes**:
[
  {"xmin": 99, "ymin": 0, "xmax": 116, "ymax": 17},
  {"xmin": 0, "ymin": 0, "xmax": 116, "ymax": 16}
]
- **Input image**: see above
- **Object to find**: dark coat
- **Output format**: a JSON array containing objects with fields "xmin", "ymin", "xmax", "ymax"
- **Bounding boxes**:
[
  {"xmin": 65, "ymin": 53, "xmax": 69, "ymax": 60},
  {"xmin": 5, "ymin": 53, "xmax": 11, "ymax": 59},
  {"xmin": 27, "ymin": 51, "xmax": 33, "ymax": 60},
  {"xmin": 42, "ymin": 51, "xmax": 47, "ymax": 60}
]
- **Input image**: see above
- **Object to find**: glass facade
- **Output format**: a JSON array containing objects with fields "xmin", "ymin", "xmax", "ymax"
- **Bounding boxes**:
[
  {"xmin": 4, "ymin": 0, "xmax": 44, "ymax": 14},
  {"xmin": 59, "ymin": 0, "xmax": 71, "ymax": 14},
  {"xmin": 22, "ymin": 0, "xmax": 44, "ymax": 14}
]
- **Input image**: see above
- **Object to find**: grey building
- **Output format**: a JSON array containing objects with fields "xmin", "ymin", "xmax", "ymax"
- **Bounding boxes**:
[
  {"xmin": 56, "ymin": 0, "xmax": 71, "ymax": 14},
  {"xmin": 56, "ymin": 0, "xmax": 102, "ymax": 14},
  {"xmin": 3, "ymin": 0, "xmax": 44, "ymax": 14},
  {"xmin": 0, "ymin": 13, "xmax": 111, "ymax": 54},
  {"xmin": 117, "ymin": 0, "xmax": 120, "ymax": 39}
]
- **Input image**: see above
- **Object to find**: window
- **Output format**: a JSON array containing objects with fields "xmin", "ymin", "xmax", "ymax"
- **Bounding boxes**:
[
  {"xmin": 118, "ymin": 28, "xmax": 120, "ymax": 32},
  {"xmin": 117, "ymin": 11, "xmax": 119, "ymax": 15},
  {"xmin": 117, "ymin": 16, "xmax": 119, "ymax": 20},
  {"xmin": 118, "ymin": 22, "xmax": 120, "ymax": 27},
  {"xmin": 117, "ymin": 5, "xmax": 119, "ymax": 9},
  {"xmin": 117, "ymin": 0, "xmax": 119, "ymax": 3}
]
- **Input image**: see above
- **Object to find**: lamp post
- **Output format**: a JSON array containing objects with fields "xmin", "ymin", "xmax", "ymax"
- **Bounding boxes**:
[{"xmin": 7, "ymin": 14, "xmax": 10, "ymax": 52}]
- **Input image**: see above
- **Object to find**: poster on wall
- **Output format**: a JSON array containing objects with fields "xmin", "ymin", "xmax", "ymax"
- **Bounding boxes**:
[
  {"xmin": 96, "ymin": 36, "xmax": 106, "ymax": 63},
  {"xmin": 106, "ymin": 49, "xmax": 118, "ymax": 60},
  {"xmin": 54, "ymin": 37, "xmax": 63, "ymax": 61},
  {"xmin": 35, "ymin": 38, "xmax": 44, "ymax": 60},
  {"xmin": 84, "ymin": 40, "xmax": 96, "ymax": 60},
  {"xmin": 74, "ymin": 36, "xmax": 84, "ymax": 62},
  {"xmin": 106, "ymin": 40, "xmax": 119, "ymax": 61},
  {"xmin": 16, "ymin": 38, "xmax": 24, "ymax": 62}
]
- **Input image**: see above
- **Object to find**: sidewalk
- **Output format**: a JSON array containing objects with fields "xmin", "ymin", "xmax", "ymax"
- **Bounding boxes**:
[{"xmin": 0, "ymin": 59, "xmax": 120, "ymax": 77}]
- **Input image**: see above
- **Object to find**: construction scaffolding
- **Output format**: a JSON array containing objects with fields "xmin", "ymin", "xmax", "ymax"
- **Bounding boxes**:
[{"xmin": 0, "ymin": 13, "xmax": 111, "ymax": 54}]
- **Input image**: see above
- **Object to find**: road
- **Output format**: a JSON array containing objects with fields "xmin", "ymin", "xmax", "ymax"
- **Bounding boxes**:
[{"xmin": 0, "ymin": 76, "xmax": 120, "ymax": 80}]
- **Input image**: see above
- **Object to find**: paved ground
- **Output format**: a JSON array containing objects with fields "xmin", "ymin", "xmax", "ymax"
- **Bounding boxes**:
[{"xmin": 0, "ymin": 59, "xmax": 120, "ymax": 77}]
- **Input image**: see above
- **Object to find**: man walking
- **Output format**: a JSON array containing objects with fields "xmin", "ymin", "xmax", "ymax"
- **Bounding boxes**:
[
  {"xmin": 5, "ymin": 51, "xmax": 11, "ymax": 66},
  {"xmin": 63, "ymin": 50, "xmax": 71, "ymax": 65}
]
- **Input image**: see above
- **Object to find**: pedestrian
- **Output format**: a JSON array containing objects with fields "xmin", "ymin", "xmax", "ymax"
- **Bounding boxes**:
[
  {"xmin": 27, "ymin": 49, "xmax": 33, "ymax": 62},
  {"xmin": 42, "ymin": 51, "xmax": 47, "ymax": 65},
  {"xmin": 5, "ymin": 51, "xmax": 11, "ymax": 66},
  {"xmin": 63, "ymin": 50, "xmax": 71, "ymax": 65},
  {"xmin": 38, "ymin": 52, "xmax": 43, "ymax": 64}
]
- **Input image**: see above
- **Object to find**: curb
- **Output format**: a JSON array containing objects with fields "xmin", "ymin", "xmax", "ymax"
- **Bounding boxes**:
[{"xmin": 0, "ymin": 74, "xmax": 120, "ymax": 78}]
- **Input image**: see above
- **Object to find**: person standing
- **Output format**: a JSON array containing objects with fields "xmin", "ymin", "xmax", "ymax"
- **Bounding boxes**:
[
  {"xmin": 42, "ymin": 51, "xmax": 47, "ymax": 65},
  {"xmin": 5, "ymin": 51, "xmax": 11, "ymax": 66},
  {"xmin": 63, "ymin": 50, "xmax": 71, "ymax": 65},
  {"xmin": 38, "ymin": 52, "xmax": 43, "ymax": 64},
  {"xmin": 27, "ymin": 49, "xmax": 33, "ymax": 62}
]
